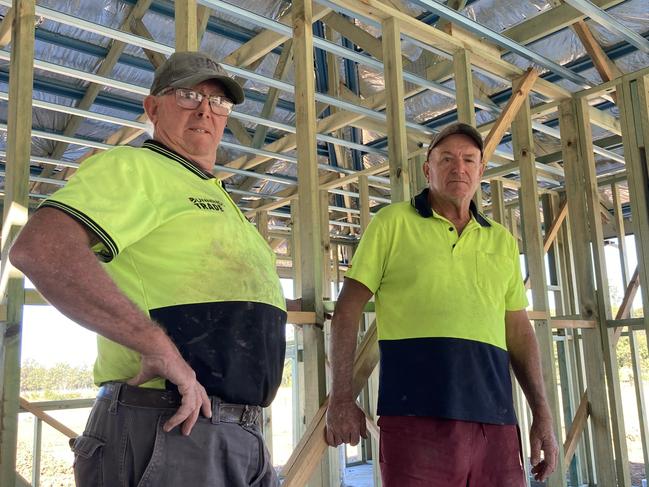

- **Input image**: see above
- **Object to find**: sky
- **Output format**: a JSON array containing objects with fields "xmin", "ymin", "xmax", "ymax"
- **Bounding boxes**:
[{"xmin": 20, "ymin": 238, "xmax": 642, "ymax": 367}]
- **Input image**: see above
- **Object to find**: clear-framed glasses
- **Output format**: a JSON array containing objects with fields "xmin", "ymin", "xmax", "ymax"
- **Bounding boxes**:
[{"xmin": 159, "ymin": 87, "xmax": 233, "ymax": 116}]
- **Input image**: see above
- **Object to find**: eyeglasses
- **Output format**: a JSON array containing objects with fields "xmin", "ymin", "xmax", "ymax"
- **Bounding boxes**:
[{"xmin": 158, "ymin": 87, "xmax": 233, "ymax": 116}]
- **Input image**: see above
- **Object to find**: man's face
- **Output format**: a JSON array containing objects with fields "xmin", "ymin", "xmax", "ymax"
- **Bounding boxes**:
[
  {"xmin": 423, "ymin": 133, "xmax": 484, "ymax": 204},
  {"xmin": 144, "ymin": 80, "xmax": 229, "ymax": 172}
]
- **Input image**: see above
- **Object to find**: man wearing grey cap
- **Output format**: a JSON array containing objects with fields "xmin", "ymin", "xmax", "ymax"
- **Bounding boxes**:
[
  {"xmin": 325, "ymin": 122, "xmax": 558, "ymax": 486},
  {"xmin": 10, "ymin": 51, "xmax": 285, "ymax": 486}
]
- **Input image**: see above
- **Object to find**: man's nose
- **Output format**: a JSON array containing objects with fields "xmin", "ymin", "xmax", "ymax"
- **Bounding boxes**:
[
  {"xmin": 451, "ymin": 159, "xmax": 467, "ymax": 172},
  {"xmin": 195, "ymin": 97, "xmax": 211, "ymax": 117}
]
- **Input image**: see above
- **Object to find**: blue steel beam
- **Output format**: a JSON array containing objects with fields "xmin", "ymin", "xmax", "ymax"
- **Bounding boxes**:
[
  {"xmin": 35, "ymin": 28, "xmax": 152, "ymax": 70},
  {"xmin": 0, "ymin": 69, "xmax": 144, "ymax": 113},
  {"xmin": 312, "ymin": 20, "xmax": 340, "ymax": 171},
  {"xmin": 341, "ymin": 32, "xmax": 363, "ymax": 172}
]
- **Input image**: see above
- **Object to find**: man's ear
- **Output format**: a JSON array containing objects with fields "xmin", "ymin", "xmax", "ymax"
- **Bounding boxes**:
[
  {"xmin": 143, "ymin": 95, "xmax": 159, "ymax": 124},
  {"xmin": 423, "ymin": 159, "xmax": 430, "ymax": 182}
]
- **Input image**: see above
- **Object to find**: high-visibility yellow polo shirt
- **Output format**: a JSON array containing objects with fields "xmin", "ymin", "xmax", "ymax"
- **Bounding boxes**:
[
  {"xmin": 346, "ymin": 188, "xmax": 528, "ymax": 424},
  {"xmin": 40, "ymin": 140, "xmax": 287, "ymax": 406}
]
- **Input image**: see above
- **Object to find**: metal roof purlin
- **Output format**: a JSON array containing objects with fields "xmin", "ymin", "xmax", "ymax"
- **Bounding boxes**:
[
  {"xmin": 0, "ymin": 0, "xmax": 176, "ymax": 55},
  {"xmin": 0, "ymin": 78, "xmax": 388, "ymax": 159},
  {"xmin": 0, "ymin": 92, "xmax": 148, "ymax": 131},
  {"xmin": 0, "ymin": 121, "xmax": 391, "ymax": 187},
  {"xmin": 409, "ymin": 0, "xmax": 595, "ymax": 88},
  {"xmin": 0, "ymin": 77, "xmax": 388, "ymax": 158},
  {"xmin": 563, "ymin": 0, "xmax": 649, "ymax": 55},
  {"xmin": 0, "ymin": 1, "xmax": 433, "ymax": 134},
  {"xmin": 199, "ymin": 0, "xmax": 499, "ymax": 114}
]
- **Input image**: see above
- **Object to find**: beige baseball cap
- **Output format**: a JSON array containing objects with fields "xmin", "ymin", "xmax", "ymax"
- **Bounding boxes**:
[{"xmin": 150, "ymin": 51, "xmax": 245, "ymax": 104}]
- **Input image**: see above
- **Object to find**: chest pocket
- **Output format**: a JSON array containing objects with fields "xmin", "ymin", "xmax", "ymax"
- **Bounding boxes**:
[{"xmin": 476, "ymin": 251, "xmax": 513, "ymax": 300}]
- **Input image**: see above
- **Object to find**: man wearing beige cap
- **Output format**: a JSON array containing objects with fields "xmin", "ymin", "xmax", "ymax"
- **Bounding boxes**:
[
  {"xmin": 11, "ymin": 52, "xmax": 285, "ymax": 486},
  {"xmin": 325, "ymin": 122, "xmax": 558, "ymax": 486}
]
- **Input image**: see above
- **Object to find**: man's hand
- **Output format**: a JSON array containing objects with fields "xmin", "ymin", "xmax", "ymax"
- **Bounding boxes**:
[
  {"xmin": 128, "ymin": 350, "xmax": 211, "ymax": 436},
  {"xmin": 325, "ymin": 399, "xmax": 368, "ymax": 447},
  {"xmin": 529, "ymin": 414, "xmax": 558, "ymax": 482}
]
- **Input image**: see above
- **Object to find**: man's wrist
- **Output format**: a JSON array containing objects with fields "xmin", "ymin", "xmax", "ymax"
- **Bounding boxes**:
[
  {"xmin": 135, "ymin": 324, "xmax": 177, "ymax": 357},
  {"xmin": 531, "ymin": 404, "xmax": 552, "ymax": 421},
  {"xmin": 329, "ymin": 392, "xmax": 355, "ymax": 405}
]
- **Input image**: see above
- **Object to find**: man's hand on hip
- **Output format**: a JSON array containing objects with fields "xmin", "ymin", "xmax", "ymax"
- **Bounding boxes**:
[
  {"xmin": 529, "ymin": 413, "xmax": 558, "ymax": 482},
  {"xmin": 128, "ymin": 350, "xmax": 212, "ymax": 436},
  {"xmin": 325, "ymin": 399, "xmax": 368, "ymax": 447}
]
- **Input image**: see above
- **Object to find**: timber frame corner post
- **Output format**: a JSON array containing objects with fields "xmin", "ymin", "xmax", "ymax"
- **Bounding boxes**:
[
  {"xmin": 559, "ymin": 95, "xmax": 627, "ymax": 487},
  {"xmin": 292, "ymin": 0, "xmax": 331, "ymax": 486},
  {"xmin": 0, "ymin": 1, "xmax": 35, "ymax": 486}
]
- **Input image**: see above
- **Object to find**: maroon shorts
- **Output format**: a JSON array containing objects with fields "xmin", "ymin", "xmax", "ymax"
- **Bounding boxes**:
[{"xmin": 378, "ymin": 416, "xmax": 525, "ymax": 487}]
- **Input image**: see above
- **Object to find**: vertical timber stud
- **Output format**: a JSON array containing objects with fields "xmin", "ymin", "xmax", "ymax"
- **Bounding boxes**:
[
  {"xmin": 618, "ymin": 74, "xmax": 649, "ymax": 478},
  {"xmin": 291, "ymin": 201, "xmax": 303, "ymax": 297},
  {"xmin": 511, "ymin": 76, "xmax": 565, "ymax": 486},
  {"xmin": 320, "ymin": 191, "xmax": 332, "ymax": 303},
  {"xmin": 175, "ymin": 0, "xmax": 199, "ymax": 51},
  {"xmin": 319, "ymin": 189, "xmax": 341, "ymax": 486},
  {"xmin": 611, "ymin": 184, "xmax": 629, "ymax": 286},
  {"xmin": 357, "ymin": 174, "xmax": 380, "ymax": 486},
  {"xmin": 292, "ymin": 1, "xmax": 330, "ymax": 486},
  {"xmin": 256, "ymin": 211, "xmax": 269, "ymax": 242},
  {"xmin": 255, "ymin": 211, "xmax": 272, "ymax": 457},
  {"xmin": 453, "ymin": 49, "xmax": 476, "ymax": 214},
  {"xmin": 452, "ymin": 49, "xmax": 476, "ymax": 126},
  {"xmin": 452, "ymin": 44, "xmax": 479, "ymax": 220},
  {"xmin": 490, "ymin": 179, "xmax": 506, "ymax": 225},
  {"xmin": 408, "ymin": 152, "xmax": 427, "ymax": 199},
  {"xmin": 613, "ymin": 177, "xmax": 649, "ymax": 473},
  {"xmin": 358, "ymin": 176, "xmax": 371, "ymax": 233},
  {"xmin": 575, "ymin": 96, "xmax": 631, "ymax": 487},
  {"xmin": 381, "ymin": 17, "xmax": 410, "ymax": 203},
  {"xmin": 0, "ymin": 1, "xmax": 34, "ymax": 485},
  {"xmin": 619, "ymin": 74, "xmax": 649, "ymax": 339},
  {"xmin": 290, "ymin": 200, "xmax": 305, "ymax": 444},
  {"xmin": 559, "ymin": 99, "xmax": 617, "ymax": 487}
]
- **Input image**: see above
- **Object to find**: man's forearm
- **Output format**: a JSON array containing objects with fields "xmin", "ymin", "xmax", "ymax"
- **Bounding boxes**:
[
  {"xmin": 329, "ymin": 278, "xmax": 374, "ymax": 403},
  {"xmin": 511, "ymin": 343, "xmax": 551, "ymax": 416},
  {"xmin": 506, "ymin": 311, "xmax": 551, "ymax": 416},
  {"xmin": 329, "ymin": 310, "xmax": 361, "ymax": 402},
  {"xmin": 10, "ymin": 209, "xmax": 176, "ymax": 359},
  {"xmin": 27, "ymin": 251, "xmax": 174, "ymax": 356}
]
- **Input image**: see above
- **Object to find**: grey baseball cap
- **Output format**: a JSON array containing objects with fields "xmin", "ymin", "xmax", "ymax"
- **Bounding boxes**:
[
  {"xmin": 426, "ymin": 122, "xmax": 484, "ymax": 159},
  {"xmin": 150, "ymin": 51, "xmax": 245, "ymax": 104}
]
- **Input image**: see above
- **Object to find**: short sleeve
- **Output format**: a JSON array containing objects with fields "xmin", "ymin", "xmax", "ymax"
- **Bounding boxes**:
[
  {"xmin": 504, "ymin": 235, "xmax": 529, "ymax": 311},
  {"xmin": 345, "ymin": 212, "xmax": 389, "ymax": 293},
  {"xmin": 39, "ymin": 147, "xmax": 159, "ymax": 262}
]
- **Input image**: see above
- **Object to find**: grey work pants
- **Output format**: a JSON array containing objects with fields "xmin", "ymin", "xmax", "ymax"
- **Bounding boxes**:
[{"xmin": 70, "ymin": 389, "xmax": 278, "ymax": 487}]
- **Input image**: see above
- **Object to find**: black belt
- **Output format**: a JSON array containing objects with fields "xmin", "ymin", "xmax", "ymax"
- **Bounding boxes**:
[{"xmin": 97, "ymin": 383, "xmax": 262, "ymax": 426}]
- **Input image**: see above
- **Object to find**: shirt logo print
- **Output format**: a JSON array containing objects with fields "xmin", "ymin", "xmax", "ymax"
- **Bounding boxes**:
[{"xmin": 188, "ymin": 197, "xmax": 224, "ymax": 212}]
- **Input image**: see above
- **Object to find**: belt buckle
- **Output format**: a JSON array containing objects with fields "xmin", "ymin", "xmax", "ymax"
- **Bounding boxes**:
[{"xmin": 241, "ymin": 405, "xmax": 258, "ymax": 426}]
